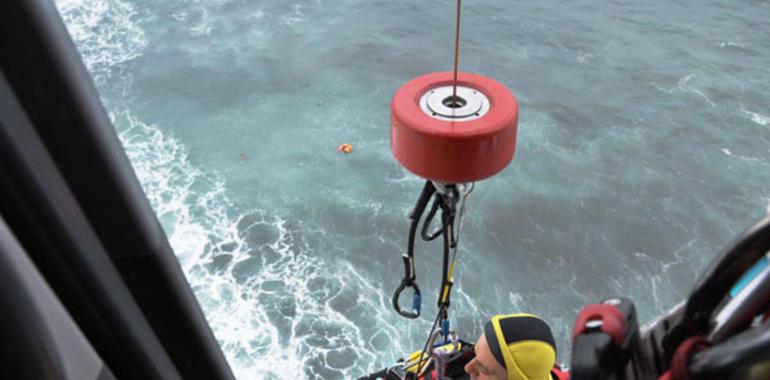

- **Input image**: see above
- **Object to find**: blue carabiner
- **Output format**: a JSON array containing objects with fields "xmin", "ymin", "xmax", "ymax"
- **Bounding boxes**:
[
  {"xmin": 441, "ymin": 319, "xmax": 450, "ymax": 338},
  {"xmin": 412, "ymin": 293, "xmax": 422, "ymax": 315}
]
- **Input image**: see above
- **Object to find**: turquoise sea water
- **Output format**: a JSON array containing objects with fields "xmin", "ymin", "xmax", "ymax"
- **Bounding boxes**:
[{"xmin": 56, "ymin": 0, "xmax": 770, "ymax": 378}]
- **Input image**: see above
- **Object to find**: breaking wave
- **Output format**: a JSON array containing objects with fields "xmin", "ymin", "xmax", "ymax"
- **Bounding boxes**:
[{"xmin": 55, "ymin": 0, "xmax": 427, "ymax": 377}]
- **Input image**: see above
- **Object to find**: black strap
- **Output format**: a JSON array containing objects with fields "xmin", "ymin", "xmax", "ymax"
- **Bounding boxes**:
[
  {"xmin": 436, "ymin": 186, "xmax": 459, "ymax": 310},
  {"xmin": 393, "ymin": 181, "xmax": 435, "ymax": 319},
  {"xmin": 393, "ymin": 181, "xmax": 460, "ymax": 325},
  {"xmin": 421, "ymin": 198, "xmax": 443, "ymax": 241}
]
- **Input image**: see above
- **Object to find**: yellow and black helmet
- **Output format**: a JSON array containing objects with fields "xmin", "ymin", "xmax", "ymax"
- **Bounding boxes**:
[{"xmin": 484, "ymin": 313, "xmax": 557, "ymax": 380}]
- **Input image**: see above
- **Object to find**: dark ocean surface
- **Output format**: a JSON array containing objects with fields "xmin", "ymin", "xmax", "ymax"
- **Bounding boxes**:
[{"xmin": 56, "ymin": 0, "xmax": 770, "ymax": 378}]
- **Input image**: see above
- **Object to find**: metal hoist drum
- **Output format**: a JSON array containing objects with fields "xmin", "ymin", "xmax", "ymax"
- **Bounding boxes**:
[{"xmin": 390, "ymin": 71, "xmax": 518, "ymax": 183}]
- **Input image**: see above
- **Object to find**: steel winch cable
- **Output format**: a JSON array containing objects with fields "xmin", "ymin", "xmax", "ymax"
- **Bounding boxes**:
[{"xmin": 451, "ymin": 0, "xmax": 462, "ymax": 106}]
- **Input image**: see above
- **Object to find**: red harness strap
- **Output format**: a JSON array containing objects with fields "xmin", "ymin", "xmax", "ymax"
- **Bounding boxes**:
[
  {"xmin": 551, "ymin": 366, "xmax": 570, "ymax": 380},
  {"xmin": 658, "ymin": 336, "xmax": 710, "ymax": 380}
]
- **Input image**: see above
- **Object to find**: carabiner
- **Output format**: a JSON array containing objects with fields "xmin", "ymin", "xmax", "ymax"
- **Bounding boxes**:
[{"xmin": 393, "ymin": 254, "xmax": 422, "ymax": 319}]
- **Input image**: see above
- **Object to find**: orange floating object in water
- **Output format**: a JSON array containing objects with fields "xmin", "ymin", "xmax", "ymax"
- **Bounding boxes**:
[{"xmin": 337, "ymin": 143, "xmax": 353, "ymax": 154}]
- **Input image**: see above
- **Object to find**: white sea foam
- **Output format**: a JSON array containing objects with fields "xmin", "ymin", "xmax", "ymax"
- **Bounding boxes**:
[
  {"xmin": 189, "ymin": 7, "xmax": 214, "ymax": 37},
  {"xmin": 677, "ymin": 74, "xmax": 716, "ymax": 107},
  {"xmin": 576, "ymin": 52, "xmax": 595, "ymax": 64},
  {"xmin": 651, "ymin": 74, "xmax": 717, "ymax": 107},
  {"xmin": 55, "ymin": 0, "xmax": 147, "ymax": 85},
  {"xmin": 56, "ymin": 0, "xmax": 419, "ymax": 377},
  {"xmin": 718, "ymin": 145, "xmax": 770, "ymax": 168},
  {"xmin": 507, "ymin": 292, "xmax": 524, "ymax": 310},
  {"xmin": 742, "ymin": 110, "xmax": 770, "ymax": 126},
  {"xmin": 281, "ymin": 4, "xmax": 306, "ymax": 26},
  {"xmin": 716, "ymin": 41, "xmax": 741, "ymax": 48},
  {"xmin": 116, "ymin": 110, "xmax": 416, "ymax": 379}
]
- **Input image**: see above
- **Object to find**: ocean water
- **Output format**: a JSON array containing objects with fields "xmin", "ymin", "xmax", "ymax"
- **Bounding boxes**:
[{"xmin": 54, "ymin": 0, "xmax": 770, "ymax": 378}]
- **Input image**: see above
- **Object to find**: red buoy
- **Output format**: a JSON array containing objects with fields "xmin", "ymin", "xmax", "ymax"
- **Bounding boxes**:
[{"xmin": 391, "ymin": 71, "xmax": 518, "ymax": 183}]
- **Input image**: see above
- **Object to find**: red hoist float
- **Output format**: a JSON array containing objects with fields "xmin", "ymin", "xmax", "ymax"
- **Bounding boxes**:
[{"xmin": 391, "ymin": 70, "xmax": 518, "ymax": 183}]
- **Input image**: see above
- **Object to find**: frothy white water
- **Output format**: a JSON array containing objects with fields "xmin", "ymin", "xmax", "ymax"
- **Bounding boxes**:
[
  {"xmin": 742, "ymin": 109, "xmax": 770, "ymax": 127},
  {"xmin": 677, "ymin": 74, "xmax": 716, "ymax": 107},
  {"xmin": 112, "ymin": 88, "xmax": 430, "ymax": 376},
  {"xmin": 55, "ymin": 0, "xmax": 419, "ymax": 377},
  {"xmin": 116, "ymin": 111, "xmax": 412, "ymax": 378},
  {"xmin": 281, "ymin": 4, "xmax": 306, "ymax": 26},
  {"xmin": 55, "ymin": 0, "xmax": 147, "ymax": 86},
  {"xmin": 716, "ymin": 41, "xmax": 741, "ymax": 48}
]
